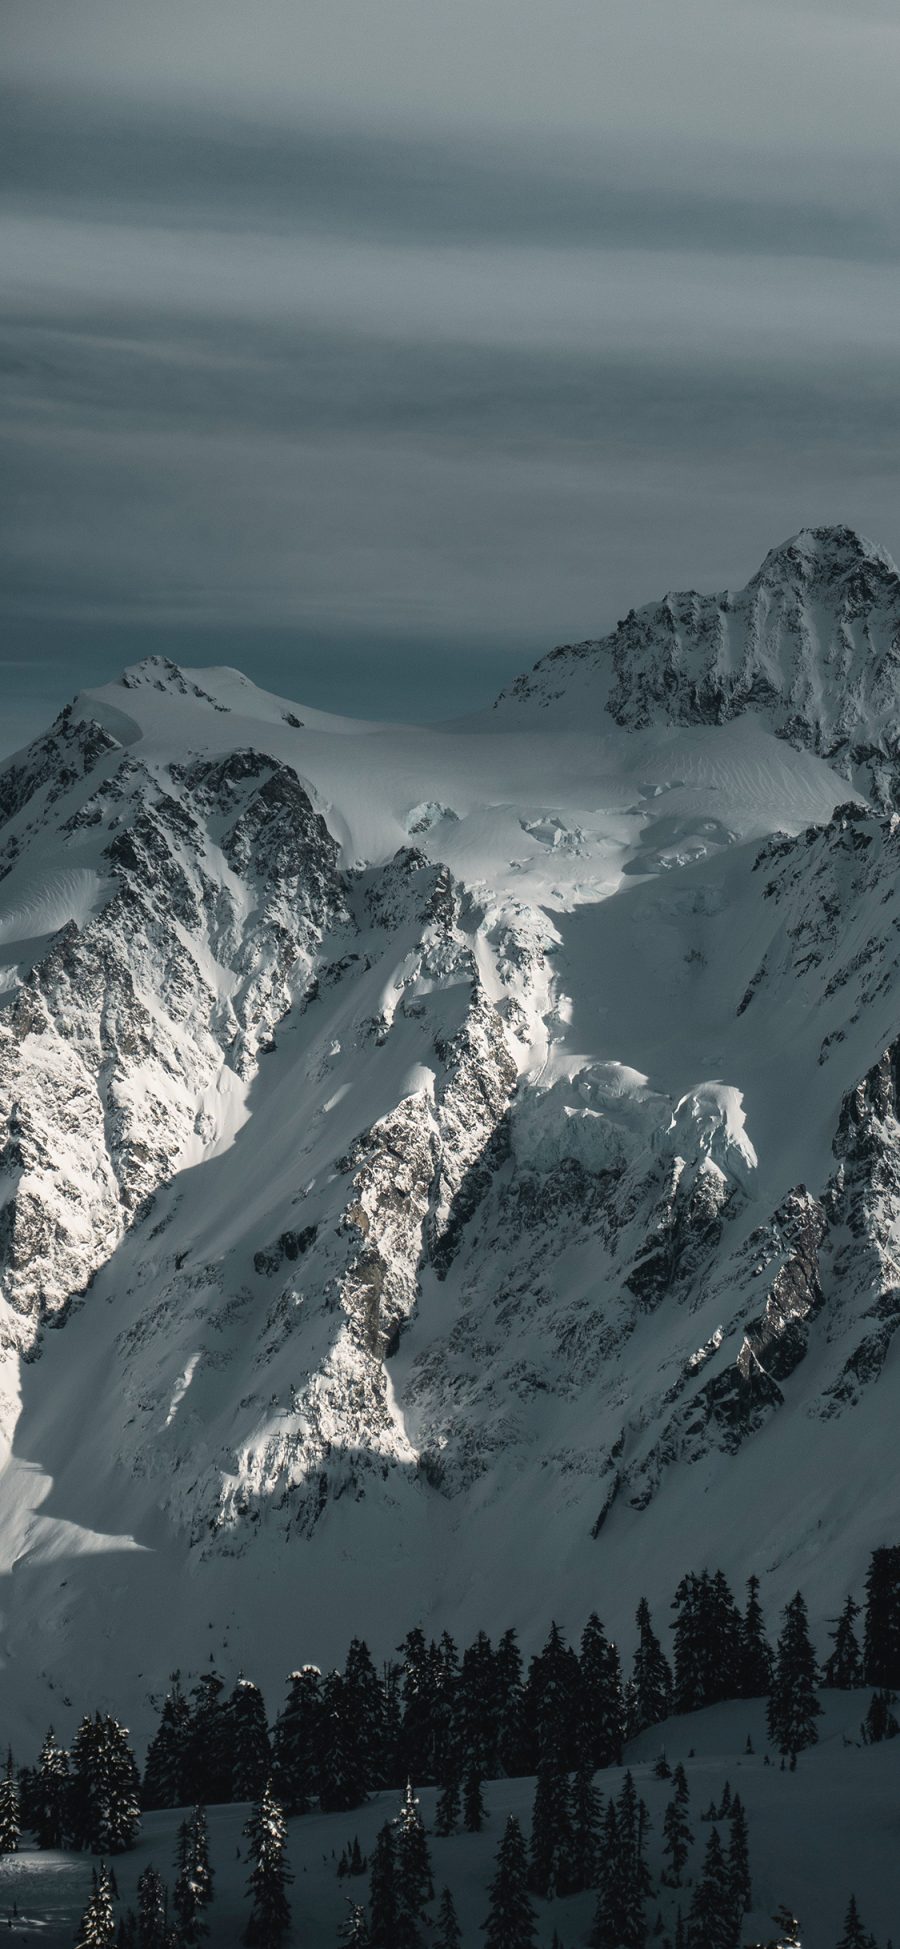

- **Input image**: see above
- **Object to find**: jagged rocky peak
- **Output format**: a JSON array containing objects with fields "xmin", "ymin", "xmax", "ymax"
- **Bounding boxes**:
[
  {"xmin": 748, "ymin": 523, "xmax": 899, "ymax": 599},
  {"xmin": 498, "ymin": 522, "xmax": 900, "ymax": 800}
]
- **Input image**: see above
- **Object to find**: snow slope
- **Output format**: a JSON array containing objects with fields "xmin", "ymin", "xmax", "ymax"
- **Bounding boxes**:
[
  {"xmin": 0, "ymin": 530, "xmax": 897, "ymax": 1748},
  {"xmin": 0, "ymin": 1695, "xmax": 897, "ymax": 1946}
]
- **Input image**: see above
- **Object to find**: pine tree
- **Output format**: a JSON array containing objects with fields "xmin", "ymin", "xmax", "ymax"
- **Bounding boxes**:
[
  {"xmin": 70, "ymin": 1714, "xmax": 141, "ymax": 1854},
  {"xmin": 569, "ymin": 1760, "xmax": 602, "ymax": 1892},
  {"xmin": 861, "ymin": 1686, "xmax": 900, "ymax": 1743},
  {"xmin": 823, "ymin": 1598, "xmax": 864, "ymax": 1690},
  {"xmin": 496, "ymin": 1629, "xmax": 529, "ymax": 1778},
  {"xmin": 580, "ymin": 1615, "xmax": 626, "ymax": 1768},
  {"xmin": 528, "ymin": 1760, "xmax": 573, "ymax": 1898},
  {"xmin": 368, "ymin": 1823, "xmax": 398, "ymax": 1949},
  {"xmin": 397, "ymin": 1629, "xmax": 437, "ymax": 1784},
  {"xmin": 344, "ymin": 1639, "xmax": 387, "ymax": 1793},
  {"xmin": 75, "ymin": 1864, "xmax": 117, "ymax": 1949},
  {"xmin": 672, "ymin": 1761, "xmax": 689, "ymax": 1806},
  {"xmin": 173, "ymin": 1805, "xmax": 214, "ymax": 1944},
  {"xmin": 0, "ymin": 1750, "xmax": 20, "ymax": 1854},
  {"xmin": 836, "ymin": 1894, "xmax": 873, "ymax": 1949},
  {"xmin": 767, "ymin": 1593, "xmax": 822, "ymax": 1756},
  {"xmin": 863, "ymin": 1545, "xmax": 900, "ymax": 1687},
  {"xmin": 136, "ymin": 1865, "xmax": 169, "ymax": 1949},
  {"xmin": 229, "ymin": 1680, "xmax": 272, "ymax": 1804},
  {"xmin": 740, "ymin": 1576, "xmax": 773, "ymax": 1698},
  {"xmin": 393, "ymin": 1781, "xmax": 433, "ymax": 1949},
  {"xmin": 320, "ymin": 1670, "xmax": 369, "ymax": 1813},
  {"xmin": 483, "ymin": 1815, "xmax": 537, "ymax": 1949},
  {"xmin": 243, "ymin": 1782, "xmax": 292, "ymax": 1947},
  {"xmin": 463, "ymin": 1760, "xmax": 486, "ymax": 1832},
  {"xmin": 143, "ymin": 1677, "xmax": 192, "ymax": 1810},
  {"xmin": 338, "ymin": 1901, "xmax": 371, "ymax": 1948},
  {"xmin": 632, "ymin": 1598, "xmax": 672, "ymax": 1732},
  {"xmin": 185, "ymin": 1672, "xmax": 232, "ymax": 1807},
  {"xmin": 34, "ymin": 1727, "xmax": 70, "ymax": 1849},
  {"xmin": 117, "ymin": 1913, "xmax": 138, "ymax": 1949},
  {"xmin": 271, "ymin": 1667, "xmax": 322, "ymax": 1815},
  {"xmin": 662, "ymin": 1794, "xmax": 692, "ymax": 1886},
  {"xmin": 174, "ymin": 1818, "xmax": 207, "ymax": 1946},
  {"xmin": 434, "ymin": 1886, "xmax": 462, "ymax": 1949},
  {"xmin": 433, "ymin": 1756, "xmax": 461, "ymax": 1836},
  {"xmin": 728, "ymin": 1794, "xmax": 751, "ymax": 1915},
  {"xmin": 524, "ymin": 1622, "xmax": 583, "ymax": 1771},
  {"xmin": 686, "ymin": 1828, "xmax": 738, "ymax": 1949}
]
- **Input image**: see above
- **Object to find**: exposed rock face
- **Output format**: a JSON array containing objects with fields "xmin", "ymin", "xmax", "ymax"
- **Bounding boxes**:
[
  {"xmin": 0, "ymin": 744, "xmax": 346, "ymax": 1340},
  {"xmin": 500, "ymin": 526, "xmax": 900, "ymax": 804}
]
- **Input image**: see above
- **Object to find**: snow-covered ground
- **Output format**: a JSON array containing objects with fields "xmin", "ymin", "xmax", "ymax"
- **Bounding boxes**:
[{"xmin": 0, "ymin": 1696, "xmax": 895, "ymax": 1945}]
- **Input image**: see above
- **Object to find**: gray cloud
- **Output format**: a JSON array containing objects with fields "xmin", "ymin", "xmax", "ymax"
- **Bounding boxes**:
[{"xmin": 3, "ymin": 1, "xmax": 900, "ymax": 731}]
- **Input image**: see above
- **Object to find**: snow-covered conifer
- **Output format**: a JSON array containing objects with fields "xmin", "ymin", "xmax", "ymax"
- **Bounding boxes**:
[
  {"xmin": 483, "ymin": 1815, "xmax": 537, "ymax": 1949},
  {"xmin": 243, "ymin": 1782, "xmax": 292, "ymax": 1946}
]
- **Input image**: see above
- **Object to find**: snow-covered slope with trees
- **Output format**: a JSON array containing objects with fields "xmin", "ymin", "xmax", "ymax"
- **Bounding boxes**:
[{"xmin": 0, "ymin": 526, "xmax": 898, "ymax": 1744}]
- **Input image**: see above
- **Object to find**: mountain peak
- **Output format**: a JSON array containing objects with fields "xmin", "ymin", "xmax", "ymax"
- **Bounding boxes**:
[{"xmin": 749, "ymin": 524, "xmax": 899, "ymax": 593}]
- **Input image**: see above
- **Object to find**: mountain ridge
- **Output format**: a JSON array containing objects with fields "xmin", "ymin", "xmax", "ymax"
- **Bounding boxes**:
[{"xmin": 0, "ymin": 530, "xmax": 897, "ymax": 1743}]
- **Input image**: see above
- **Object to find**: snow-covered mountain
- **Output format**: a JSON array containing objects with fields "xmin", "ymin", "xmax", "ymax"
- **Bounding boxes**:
[{"xmin": 0, "ymin": 525, "xmax": 899, "ymax": 1743}]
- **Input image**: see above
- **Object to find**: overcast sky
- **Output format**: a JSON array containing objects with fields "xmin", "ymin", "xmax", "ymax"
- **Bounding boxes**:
[{"xmin": 4, "ymin": 0, "xmax": 900, "ymax": 739}]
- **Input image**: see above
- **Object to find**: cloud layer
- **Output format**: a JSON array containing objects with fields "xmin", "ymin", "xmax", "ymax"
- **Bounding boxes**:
[{"xmin": 3, "ymin": 1, "xmax": 900, "ymax": 731}]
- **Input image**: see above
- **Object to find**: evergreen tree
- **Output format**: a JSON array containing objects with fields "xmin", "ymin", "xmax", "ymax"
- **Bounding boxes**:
[
  {"xmin": 70, "ymin": 1714, "xmax": 141, "ymax": 1854},
  {"xmin": 393, "ymin": 1781, "xmax": 432, "ymax": 1949},
  {"xmin": 117, "ymin": 1913, "xmax": 138, "ymax": 1949},
  {"xmin": 740, "ymin": 1576, "xmax": 774, "ymax": 1697},
  {"xmin": 767, "ymin": 1593, "xmax": 822, "ymax": 1756},
  {"xmin": 136, "ymin": 1865, "xmax": 169, "ymax": 1949},
  {"xmin": 0, "ymin": 1751, "xmax": 20, "ymax": 1854},
  {"xmin": 569, "ymin": 1760, "xmax": 602, "ymax": 1893},
  {"xmin": 368, "ymin": 1823, "xmax": 398, "ymax": 1949},
  {"xmin": 320, "ymin": 1670, "xmax": 369, "ymax": 1813},
  {"xmin": 728, "ymin": 1794, "xmax": 751, "ymax": 1915},
  {"xmin": 862, "ymin": 1687, "xmax": 900, "ymax": 1743},
  {"xmin": 172, "ymin": 1805, "xmax": 214, "ymax": 1943},
  {"xmin": 143, "ymin": 1678, "xmax": 192, "ymax": 1810},
  {"xmin": 243, "ymin": 1783, "xmax": 292, "ymax": 1947},
  {"xmin": 672, "ymin": 1761, "xmax": 689, "ymax": 1806},
  {"xmin": 271, "ymin": 1667, "xmax": 321, "ymax": 1815},
  {"xmin": 397, "ymin": 1629, "xmax": 437, "ymax": 1784},
  {"xmin": 185, "ymin": 1672, "xmax": 232, "ymax": 1807},
  {"xmin": 836, "ymin": 1894, "xmax": 874, "ymax": 1949},
  {"xmin": 496, "ymin": 1629, "xmax": 529, "ymax": 1778},
  {"xmin": 338, "ymin": 1902, "xmax": 371, "ymax": 1948},
  {"xmin": 591, "ymin": 1778, "xmax": 647, "ymax": 1949},
  {"xmin": 433, "ymin": 1756, "xmax": 461, "ymax": 1836},
  {"xmin": 344, "ymin": 1639, "xmax": 387, "ymax": 1793},
  {"xmin": 686, "ymin": 1828, "xmax": 738, "ymax": 1949},
  {"xmin": 823, "ymin": 1598, "xmax": 864, "ymax": 1690},
  {"xmin": 863, "ymin": 1545, "xmax": 900, "ymax": 1688},
  {"xmin": 662, "ymin": 1794, "xmax": 692, "ymax": 1886},
  {"xmin": 458, "ymin": 1631, "xmax": 500, "ymax": 1777},
  {"xmin": 632, "ymin": 1598, "xmax": 672, "ymax": 1732},
  {"xmin": 229, "ymin": 1680, "xmax": 272, "ymax": 1804},
  {"xmin": 525, "ymin": 1622, "xmax": 582, "ymax": 1771},
  {"xmin": 75, "ymin": 1864, "xmax": 117, "ymax": 1949},
  {"xmin": 528, "ymin": 1760, "xmax": 573, "ymax": 1898},
  {"xmin": 173, "ymin": 1819, "xmax": 207, "ymax": 1946},
  {"xmin": 463, "ymin": 1760, "xmax": 486, "ymax": 1832},
  {"xmin": 580, "ymin": 1615, "xmax": 625, "ymax": 1767},
  {"xmin": 34, "ymin": 1727, "xmax": 70, "ymax": 1849},
  {"xmin": 434, "ymin": 1886, "xmax": 462, "ymax": 1949},
  {"xmin": 483, "ymin": 1816, "xmax": 537, "ymax": 1949}
]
